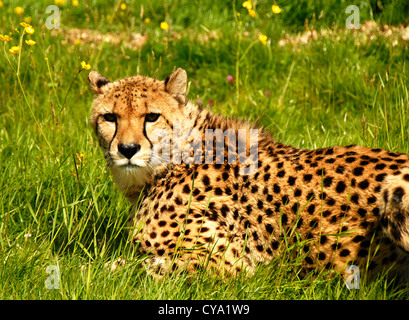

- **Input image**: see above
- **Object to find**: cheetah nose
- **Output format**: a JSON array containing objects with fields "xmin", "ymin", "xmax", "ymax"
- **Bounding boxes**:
[{"xmin": 118, "ymin": 143, "xmax": 141, "ymax": 159}]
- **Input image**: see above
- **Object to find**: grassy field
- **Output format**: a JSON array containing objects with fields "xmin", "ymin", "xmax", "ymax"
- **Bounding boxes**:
[{"xmin": 2, "ymin": 0, "xmax": 409, "ymax": 300}]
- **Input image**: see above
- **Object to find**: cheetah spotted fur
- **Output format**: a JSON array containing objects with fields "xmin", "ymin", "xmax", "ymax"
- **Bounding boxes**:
[{"xmin": 89, "ymin": 68, "xmax": 409, "ymax": 280}]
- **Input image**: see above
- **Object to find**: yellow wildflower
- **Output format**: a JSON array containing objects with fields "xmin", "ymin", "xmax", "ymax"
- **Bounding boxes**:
[
  {"xmin": 76, "ymin": 153, "xmax": 85, "ymax": 162},
  {"xmin": 272, "ymin": 5, "xmax": 282, "ymax": 14},
  {"xmin": 160, "ymin": 21, "xmax": 169, "ymax": 30},
  {"xmin": 259, "ymin": 34, "xmax": 268, "ymax": 45},
  {"xmin": 144, "ymin": 17, "xmax": 151, "ymax": 24},
  {"xmin": 72, "ymin": 0, "xmax": 79, "ymax": 6},
  {"xmin": 74, "ymin": 38, "xmax": 81, "ymax": 45},
  {"xmin": 14, "ymin": 7, "xmax": 24, "ymax": 15},
  {"xmin": 20, "ymin": 22, "xmax": 31, "ymax": 28},
  {"xmin": 54, "ymin": 0, "xmax": 66, "ymax": 5},
  {"xmin": 120, "ymin": 3, "xmax": 126, "ymax": 10},
  {"xmin": 9, "ymin": 46, "xmax": 20, "ymax": 54},
  {"xmin": 0, "ymin": 1, "xmax": 4, "ymax": 8},
  {"xmin": 242, "ymin": 1, "xmax": 252, "ymax": 10},
  {"xmin": 24, "ymin": 16, "xmax": 32, "ymax": 24},
  {"xmin": 25, "ymin": 26, "xmax": 35, "ymax": 34},
  {"xmin": 81, "ymin": 61, "xmax": 91, "ymax": 70},
  {"xmin": 25, "ymin": 40, "xmax": 36, "ymax": 46},
  {"xmin": 0, "ymin": 35, "xmax": 12, "ymax": 42},
  {"xmin": 248, "ymin": 8, "xmax": 256, "ymax": 17}
]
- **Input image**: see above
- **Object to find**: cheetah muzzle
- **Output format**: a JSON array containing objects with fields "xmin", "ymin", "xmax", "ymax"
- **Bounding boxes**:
[{"xmin": 89, "ymin": 68, "xmax": 409, "ymax": 281}]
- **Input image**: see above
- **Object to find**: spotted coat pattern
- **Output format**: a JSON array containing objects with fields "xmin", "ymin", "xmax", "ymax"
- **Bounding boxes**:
[{"xmin": 89, "ymin": 69, "xmax": 409, "ymax": 280}]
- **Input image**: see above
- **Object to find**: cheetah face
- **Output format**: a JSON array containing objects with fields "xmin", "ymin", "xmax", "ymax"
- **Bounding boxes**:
[{"xmin": 89, "ymin": 68, "xmax": 188, "ymax": 192}]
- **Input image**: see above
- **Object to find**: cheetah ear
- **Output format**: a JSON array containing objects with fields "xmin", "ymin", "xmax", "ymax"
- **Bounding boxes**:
[
  {"xmin": 88, "ymin": 71, "xmax": 111, "ymax": 94},
  {"xmin": 164, "ymin": 68, "xmax": 187, "ymax": 96}
]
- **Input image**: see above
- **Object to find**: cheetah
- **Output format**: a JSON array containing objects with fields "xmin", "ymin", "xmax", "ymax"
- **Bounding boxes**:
[{"xmin": 89, "ymin": 68, "xmax": 409, "ymax": 281}]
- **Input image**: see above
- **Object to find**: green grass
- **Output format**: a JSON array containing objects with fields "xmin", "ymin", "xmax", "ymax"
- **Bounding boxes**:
[{"xmin": 1, "ymin": 0, "xmax": 409, "ymax": 299}]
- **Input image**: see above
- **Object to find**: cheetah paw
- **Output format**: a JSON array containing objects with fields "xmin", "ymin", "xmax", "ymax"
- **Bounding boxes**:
[{"xmin": 104, "ymin": 258, "xmax": 126, "ymax": 272}]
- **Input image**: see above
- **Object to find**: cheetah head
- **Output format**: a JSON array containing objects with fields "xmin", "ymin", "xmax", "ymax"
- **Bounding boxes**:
[{"xmin": 89, "ymin": 68, "xmax": 189, "ymax": 197}]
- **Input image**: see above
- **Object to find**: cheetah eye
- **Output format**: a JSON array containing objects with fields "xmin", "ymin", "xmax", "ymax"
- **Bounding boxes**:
[
  {"xmin": 145, "ymin": 113, "xmax": 160, "ymax": 123},
  {"xmin": 103, "ymin": 113, "xmax": 117, "ymax": 122}
]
